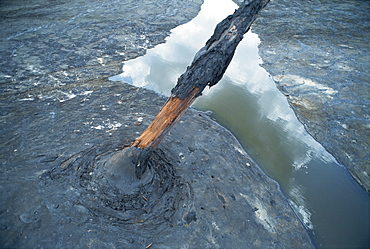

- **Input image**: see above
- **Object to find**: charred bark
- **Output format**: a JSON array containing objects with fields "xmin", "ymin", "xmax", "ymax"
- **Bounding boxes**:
[{"xmin": 131, "ymin": 0, "xmax": 269, "ymax": 149}]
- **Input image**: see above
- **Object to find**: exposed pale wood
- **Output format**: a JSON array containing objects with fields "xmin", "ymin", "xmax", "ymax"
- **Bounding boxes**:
[{"xmin": 131, "ymin": 87, "xmax": 199, "ymax": 149}]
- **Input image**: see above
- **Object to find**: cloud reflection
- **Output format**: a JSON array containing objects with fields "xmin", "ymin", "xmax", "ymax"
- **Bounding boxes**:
[{"xmin": 111, "ymin": 0, "xmax": 238, "ymax": 96}]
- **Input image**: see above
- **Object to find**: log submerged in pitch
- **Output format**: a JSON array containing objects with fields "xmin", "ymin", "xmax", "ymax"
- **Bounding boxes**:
[{"xmin": 131, "ymin": 0, "xmax": 269, "ymax": 150}]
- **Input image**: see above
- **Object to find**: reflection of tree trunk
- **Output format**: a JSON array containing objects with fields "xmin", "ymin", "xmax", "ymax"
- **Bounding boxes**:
[{"xmin": 130, "ymin": 0, "xmax": 269, "ymax": 149}]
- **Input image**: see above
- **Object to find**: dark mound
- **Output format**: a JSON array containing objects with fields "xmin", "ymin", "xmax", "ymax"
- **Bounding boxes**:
[{"xmin": 42, "ymin": 145, "xmax": 192, "ymax": 232}]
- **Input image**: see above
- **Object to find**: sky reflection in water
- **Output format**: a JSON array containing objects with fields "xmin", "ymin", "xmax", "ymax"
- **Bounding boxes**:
[{"xmin": 110, "ymin": 0, "xmax": 370, "ymax": 247}]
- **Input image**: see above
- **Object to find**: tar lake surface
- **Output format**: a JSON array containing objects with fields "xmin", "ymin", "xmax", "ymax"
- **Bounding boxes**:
[
  {"xmin": 111, "ymin": 0, "xmax": 370, "ymax": 247},
  {"xmin": 1, "ymin": 0, "xmax": 369, "ymax": 248}
]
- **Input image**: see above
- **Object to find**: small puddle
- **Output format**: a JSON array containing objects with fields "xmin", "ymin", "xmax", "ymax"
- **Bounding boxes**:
[{"xmin": 110, "ymin": 0, "xmax": 370, "ymax": 247}]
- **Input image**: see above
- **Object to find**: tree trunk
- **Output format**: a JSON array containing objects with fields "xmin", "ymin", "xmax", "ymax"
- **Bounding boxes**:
[{"xmin": 131, "ymin": 0, "xmax": 269, "ymax": 149}]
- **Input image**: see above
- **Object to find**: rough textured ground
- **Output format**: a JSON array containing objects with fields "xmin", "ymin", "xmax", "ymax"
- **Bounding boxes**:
[
  {"xmin": 0, "ymin": 82, "xmax": 313, "ymax": 248},
  {"xmin": 252, "ymin": 0, "xmax": 370, "ymax": 192},
  {"xmin": 0, "ymin": 0, "xmax": 203, "ymax": 95},
  {"xmin": 0, "ymin": 0, "xmax": 313, "ymax": 248}
]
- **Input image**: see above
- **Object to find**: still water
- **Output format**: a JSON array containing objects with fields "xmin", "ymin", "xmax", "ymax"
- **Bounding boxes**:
[{"xmin": 110, "ymin": 0, "xmax": 370, "ymax": 247}]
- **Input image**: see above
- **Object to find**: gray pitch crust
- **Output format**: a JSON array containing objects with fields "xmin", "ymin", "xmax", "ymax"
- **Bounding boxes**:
[
  {"xmin": 0, "ymin": 0, "xmax": 313, "ymax": 247},
  {"xmin": 0, "ymin": 82, "xmax": 313, "ymax": 248}
]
